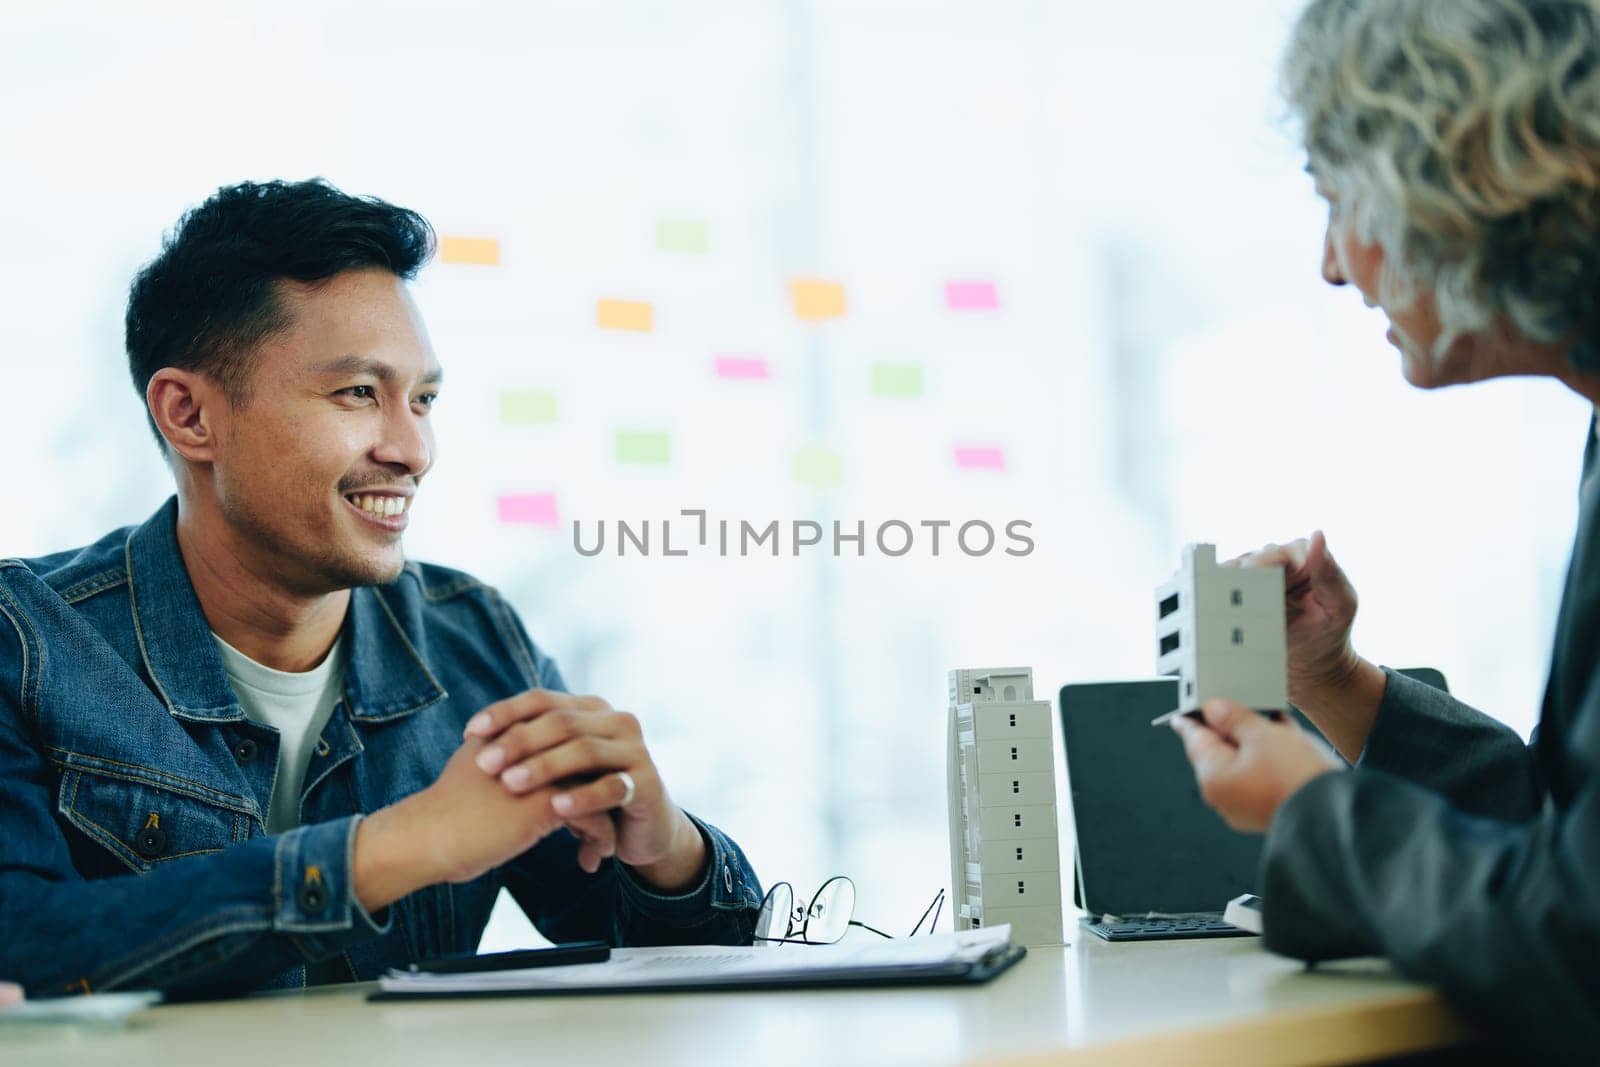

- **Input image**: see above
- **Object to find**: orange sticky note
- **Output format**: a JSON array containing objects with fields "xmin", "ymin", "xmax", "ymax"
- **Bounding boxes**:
[
  {"xmin": 789, "ymin": 279, "xmax": 847, "ymax": 322},
  {"xmin": 439, "ymin": 237, "xmax": 501, "ymax": 266},
  {"xmin": 597, "ymin": 299, "xmax": 654, "ymax": 333}
]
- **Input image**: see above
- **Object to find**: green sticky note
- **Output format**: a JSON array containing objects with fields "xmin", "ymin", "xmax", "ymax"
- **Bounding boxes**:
[
  {"xmin": 655, "ymin": 218, "xmax": 710, "ymax": 255},
  {"xmin": 616, "ymin": 430, "xmax": 671, "ymax": 465},
  {"xmin": 871, "ymin": 363, "xmax": 923, "ymax": 397},
  {"xmin": 499, "ymin": 390, "xmax": 558, "ymax": 425},
  {"xmin": 792, "ymin": 447, "xmax": 843, "ymax": 488}
]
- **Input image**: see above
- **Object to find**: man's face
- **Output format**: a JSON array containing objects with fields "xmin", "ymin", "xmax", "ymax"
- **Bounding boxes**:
[{"xmin": 205, "ymin": 267, "xmax": 441, "ymax": 595}]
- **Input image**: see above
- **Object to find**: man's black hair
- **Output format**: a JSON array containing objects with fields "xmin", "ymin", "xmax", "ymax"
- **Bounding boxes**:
[{"xmin": 124, "ymin": 178, "xmax": 436, "ymax": 447}]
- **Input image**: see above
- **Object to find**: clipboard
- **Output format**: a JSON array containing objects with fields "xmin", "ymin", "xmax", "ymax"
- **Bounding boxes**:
[{"xmin": 369, "ymin": 926, "xmax": 1024, "ymax": 1000}]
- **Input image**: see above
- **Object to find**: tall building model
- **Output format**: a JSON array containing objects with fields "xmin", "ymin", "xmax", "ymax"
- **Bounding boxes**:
[
  {"xmin": 946, "ymin": 667, "xmax": 1064, "ymax": 947},
  {"xmin": 1155, "ymin": 543, "xmax": 1288, "ymax": 716}
]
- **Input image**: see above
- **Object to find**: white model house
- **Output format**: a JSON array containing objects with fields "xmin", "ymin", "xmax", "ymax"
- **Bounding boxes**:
[
  {"xmin": 946, "ymin": 667, "xmax": 1064, "ymax": 947},
  {"xmin": 1154, "ymin": 543, "xmax": 1287, "ymax": 716}
]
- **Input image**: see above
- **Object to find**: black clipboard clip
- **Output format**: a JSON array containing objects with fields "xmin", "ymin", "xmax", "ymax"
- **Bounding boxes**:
[{"xmin": 409, "ymin": 940, "xmax": 611, "ymax": 974}]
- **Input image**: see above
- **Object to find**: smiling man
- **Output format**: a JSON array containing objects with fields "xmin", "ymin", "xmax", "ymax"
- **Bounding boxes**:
[{"xmin": 0, "ymin": 179, "xmax": 761, "ymax": 998}]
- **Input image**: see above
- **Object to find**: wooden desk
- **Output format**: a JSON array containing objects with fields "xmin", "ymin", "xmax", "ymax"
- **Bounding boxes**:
[{"xmin": 4, "ymin": 936, "xmax": 1475, "ymax": 1066}]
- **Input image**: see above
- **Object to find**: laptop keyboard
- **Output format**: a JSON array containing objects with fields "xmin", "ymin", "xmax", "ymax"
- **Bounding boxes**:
[{"xmin": 1084, "ymin": 915, "xmax": 1255, "ymax": 942}]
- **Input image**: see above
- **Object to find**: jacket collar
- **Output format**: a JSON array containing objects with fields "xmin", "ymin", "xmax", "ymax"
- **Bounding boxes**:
[
  {"xmin": 343, "ymin": 576, "xmax": 449, "ymax": 722},
  {"xmin": 125, "ymin": 497, "xmax": 446, "ymax": 724}
]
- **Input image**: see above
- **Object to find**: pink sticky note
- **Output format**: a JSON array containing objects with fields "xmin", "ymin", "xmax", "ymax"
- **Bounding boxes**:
[
  {"xmin": 954, "ymin": 446, "xmax": 1006, "ymax": 471},
  {"xmin": 946, "ymin": 280, "xmax": 999, "ymax": 311},
  {"xmin": 497, "ymin": 493, "xmax": 559, "ymax": 526},
  {"xmin": 714, "ymin": 355, "xmax": 769, "ymax": 380}
]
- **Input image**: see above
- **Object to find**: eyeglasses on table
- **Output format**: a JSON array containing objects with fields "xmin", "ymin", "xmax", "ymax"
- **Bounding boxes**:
[{"xmin": 753, "ymin": 875, "xmax": 945, "ymax": 946}]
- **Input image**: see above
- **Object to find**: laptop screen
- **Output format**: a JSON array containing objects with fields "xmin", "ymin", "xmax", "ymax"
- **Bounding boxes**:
[{"xmin": 1059, "ymin": 679, "xmax": 1262, "ymax": 917}]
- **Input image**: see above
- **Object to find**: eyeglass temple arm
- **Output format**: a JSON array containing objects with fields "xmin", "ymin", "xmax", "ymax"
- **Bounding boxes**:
[
  {"xmin": 848, "ymin": 919, "xmax": 894, "ymax": 939},
  {"xmin": 909, "ymin": 888, "xmax": 947, "ymax": 937}
]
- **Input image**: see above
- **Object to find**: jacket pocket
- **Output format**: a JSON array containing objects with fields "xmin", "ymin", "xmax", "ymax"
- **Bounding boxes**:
[{"xmin": 57, "ymin": 766, "xmax": 248, "ymax": 875}]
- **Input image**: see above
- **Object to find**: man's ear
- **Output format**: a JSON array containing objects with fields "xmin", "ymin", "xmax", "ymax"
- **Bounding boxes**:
[{"xmin": 146, "ymin": 368, "xmax": 223, "ymax": 463}]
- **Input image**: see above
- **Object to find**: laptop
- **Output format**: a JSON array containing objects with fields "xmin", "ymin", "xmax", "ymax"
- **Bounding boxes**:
[
  {"xmin": 1059, "ymin": 679, "xmax": 1261, "ymax": 941},
  {"xmin": 1059, "ymin": 671, "xmax": 1447, "ymax": 942}
]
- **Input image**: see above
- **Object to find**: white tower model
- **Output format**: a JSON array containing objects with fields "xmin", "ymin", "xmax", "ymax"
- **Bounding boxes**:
[
  {"xmin": 946, "ymin": 667, "xmax": 1064, "ymax": 947},
  {"xmin": 1155, "ymin": 543, "xmax": 1288, "ymax": 716}
]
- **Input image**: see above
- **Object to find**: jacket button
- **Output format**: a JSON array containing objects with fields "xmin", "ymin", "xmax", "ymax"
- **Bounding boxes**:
[
  {"xmin": 298, "ymin": 883, "xmax": 328, "ymax": 914},
  {"xmin": 234, "ymin": 738, "xmax": 258, "ymax": 763},
  {"xmin": 135, "ymin": 826, "xmax": 167, "ymax": 858}
]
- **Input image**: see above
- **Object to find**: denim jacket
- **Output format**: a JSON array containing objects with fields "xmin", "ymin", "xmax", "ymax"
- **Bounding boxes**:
[{"xmin": 0, "ymin": 498, "xmax": 762, "ymax": 998}]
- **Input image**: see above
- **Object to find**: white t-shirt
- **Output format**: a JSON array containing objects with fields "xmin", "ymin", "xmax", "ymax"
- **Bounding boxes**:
[{"xmin": 214, "ymin": 633, "xmax": 347, "ymax": 834}]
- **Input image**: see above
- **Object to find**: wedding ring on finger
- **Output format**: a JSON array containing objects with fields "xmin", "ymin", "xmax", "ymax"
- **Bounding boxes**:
[{"xmin": 616, "ymin": 770, "xmax": 636, "ymax": 808}]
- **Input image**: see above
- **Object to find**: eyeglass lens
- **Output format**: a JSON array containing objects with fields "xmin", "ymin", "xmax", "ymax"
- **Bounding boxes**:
[
  {"xmin": 803, "ymin": 876, "xmax": 856, "ymax": 944},
  {"xmin": 756, "ymin": 881, "xmax": 795, "ymax": 942}
]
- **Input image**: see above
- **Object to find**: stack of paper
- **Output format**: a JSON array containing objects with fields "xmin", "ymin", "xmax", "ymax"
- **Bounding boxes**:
[{"xmin": 376, "ymin": 925, "xmax": 1018, "ymax": 997}]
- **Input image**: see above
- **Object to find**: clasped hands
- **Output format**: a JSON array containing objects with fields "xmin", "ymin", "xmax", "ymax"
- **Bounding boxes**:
[
  {"xmin": 366, "ymin": 689, "xmax": 706, "ymax": 910},
  {"xmin": 462, "ymin": 689, "xmax": 703, "ymax": 878}
]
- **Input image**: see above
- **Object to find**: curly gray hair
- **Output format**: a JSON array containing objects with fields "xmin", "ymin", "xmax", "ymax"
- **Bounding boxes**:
[{"xmin": 1283, "ymin": 0, "xmax": 1600, "ymax": 370}]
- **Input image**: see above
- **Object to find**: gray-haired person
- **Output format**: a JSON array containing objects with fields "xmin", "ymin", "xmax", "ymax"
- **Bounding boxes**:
[{"xmin": 1169, "ymin": 1, "xmax": 1600, "ymax": 1061}]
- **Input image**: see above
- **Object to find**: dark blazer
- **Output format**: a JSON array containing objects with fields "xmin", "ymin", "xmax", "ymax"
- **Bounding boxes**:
[{"xmin": 1260, "ymin": 417, "xmax": 1600, "ymax": 1063}]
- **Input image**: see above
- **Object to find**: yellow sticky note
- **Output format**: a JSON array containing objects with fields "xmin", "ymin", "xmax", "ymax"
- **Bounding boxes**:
[
  {"xmin": 792, "ymin": 446, "xmax": 843, "ymax": 488},
  {"xmin": 499, "ymin": 390, "xmax": 558, "ymax": 426},
  {"xmin": 439, "ymin": 237, "xmax": 500, "ymax": 266},
  {"xmin": 597, "ymin": 299, "xmax": 654, "ymax": 333},
  {"xmin": 789, "ymin": 279, "xmax": 847, "ymax": 322}
]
